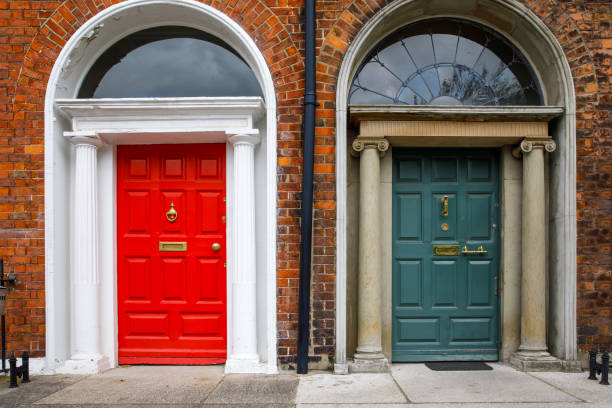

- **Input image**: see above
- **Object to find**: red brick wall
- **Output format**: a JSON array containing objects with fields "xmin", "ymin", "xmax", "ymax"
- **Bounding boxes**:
[{"xmin": 0, "ymin": 0, "xmax": 610, "ymax": 366}]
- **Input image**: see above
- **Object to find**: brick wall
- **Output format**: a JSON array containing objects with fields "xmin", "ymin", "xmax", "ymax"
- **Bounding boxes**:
[{"xmin": 0, "ymin": 0, "xmax": 609, "ymax": 366}]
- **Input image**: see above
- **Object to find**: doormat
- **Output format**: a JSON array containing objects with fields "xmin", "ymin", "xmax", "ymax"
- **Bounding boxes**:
[{"xmin": 425, "ymin": 362, "xmax": 493, "ymax": 371}]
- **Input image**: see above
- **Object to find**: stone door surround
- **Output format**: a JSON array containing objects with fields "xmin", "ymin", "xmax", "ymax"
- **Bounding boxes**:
[{"xmin": 347, "ymin": 105, "xmax": 564, "ymax": 373}]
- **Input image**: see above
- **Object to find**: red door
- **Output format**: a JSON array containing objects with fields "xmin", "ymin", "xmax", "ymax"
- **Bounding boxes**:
[{"xmin": 117, "ymin": 144, "xmax": 226, "ymax": 364}]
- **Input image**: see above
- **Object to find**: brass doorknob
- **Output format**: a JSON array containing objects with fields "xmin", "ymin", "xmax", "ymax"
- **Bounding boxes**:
[{"xmin": 212, "ymin": 243, "xmax": 221, "ymax": 252}]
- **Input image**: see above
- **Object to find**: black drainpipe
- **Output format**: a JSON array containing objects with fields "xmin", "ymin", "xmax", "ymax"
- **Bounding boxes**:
[{"xmin": 297, "ymin": 0, "xmax": 316, "ymax": 375}]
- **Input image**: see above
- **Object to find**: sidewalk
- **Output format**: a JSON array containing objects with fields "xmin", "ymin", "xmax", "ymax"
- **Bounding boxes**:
[{"xmin": 0, "ymin": 363, "xmax": 609, "ymax": 408}]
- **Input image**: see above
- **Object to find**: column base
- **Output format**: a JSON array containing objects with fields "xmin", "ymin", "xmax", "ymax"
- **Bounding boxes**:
[
  {"xmin": 225, "ymin": 354, "xmax": 269, "ymax": 373},
  {"xmin": 561, "ymin": 359, "xmax": 584, "ymax": 372},
  {"xmin": 510, "ymin": 350, "xmax": 562, "ymax": 372},
  {"xmin": 334, "ymin": 363, "xmax": 349, "ymax": 375},
  {"xmin": 56, "ymin": 354, "xmax": 110, "ymax": 375},
  {"xmin": 349, "ymin": 353, "xmax": 389, "ymax": 373}
]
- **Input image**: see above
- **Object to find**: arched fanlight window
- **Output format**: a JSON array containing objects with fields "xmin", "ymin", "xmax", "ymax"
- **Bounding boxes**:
[
  {"xmin": 349, "ymin": 19, "xmax": 542, "ymax": 106},
  {"xmin": 78, "ymin": 26, "xmax": 263, "ymax": 98}
]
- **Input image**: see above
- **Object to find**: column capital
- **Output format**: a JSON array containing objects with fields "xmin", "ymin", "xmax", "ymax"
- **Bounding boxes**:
[
  {"xmin": 228, "ymin": 132, "xmax": 260, "ymax": 147},
  {"xmin": 351, "ymin": 137, "xmax": 389, "ymax": 158},
  {"xmin": 522, "ymin": 138, "xmax": 557, "ymax": 153},
  {"xmin": 64, "ymin": 131, "xmax": 106, "ymax": 148}
]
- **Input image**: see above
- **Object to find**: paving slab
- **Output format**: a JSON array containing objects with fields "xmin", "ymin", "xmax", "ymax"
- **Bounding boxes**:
[
  {"xmin": 529, "ymin": 371, "xmax": 611, "ymax": 403},
  {"xmin": 204, "ymin": 373, "xmax": 298, "ymax": 405},
  {"xmin": 391, "ymin": 363, "xmax": 581, "ymax": 403},
  {"xmin": 296, "ymin": 373, "xmax": 407, "ymax": 404},
  {"xmin": 35, "ymin": 405, "xmax": 200, "ymax": 408},
  {"xmin": 34, "ymin": 365, "xmax": 224, "ymax": 405},
  {"xmin": 297, "ymin": 404, "xmax": 600, "ymax": 408},
  {"xmin": 0, "ymin": 374, "xmax": 83, "ymax": 408}
]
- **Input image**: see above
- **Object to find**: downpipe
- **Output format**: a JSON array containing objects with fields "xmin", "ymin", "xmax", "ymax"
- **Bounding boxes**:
[{"xmin": 297, "ymin": 0, "xmax": 316, "ymax": 375}]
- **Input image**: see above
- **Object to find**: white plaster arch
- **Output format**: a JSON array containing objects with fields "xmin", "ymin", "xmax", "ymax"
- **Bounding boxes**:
[
  {"xmin": 44, "ymin": 0, "xmax": 277, "ymax": 373},
  {"xmin": 335, "ymin": 0, "xmax": 576, "ymax": 371}
]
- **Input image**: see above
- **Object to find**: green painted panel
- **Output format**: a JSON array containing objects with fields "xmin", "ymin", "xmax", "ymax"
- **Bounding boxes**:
[
  {"xmin": 468, "ymin": 194, "xmax": 492, "ymax": 240},
  {"xmin": 398, "ymin": 260, "xmax": 422, "ymax": 307},
  {"xmin": 449, "ymin": 318, "xmax": 493, "ymax": 343},
  {"xmin": 468, "ymin": 158, "xmax": 492, "ymax": 182},
  {"xmin": 397, "ymin": 318, "xmax": 440, "ymax": 343},
  {"xmin": 392, "ymin": 149, "xmax": 500, "ymax": 362},
  {"xmin": 468, "ymin": 260, "xmax": 492, "ymax": 307},
  {"xmin": 398, "ymin": 194, "xmax": 422, "ymax": 240},
  {"xmin": 431, "ymin": 157, "xmax": 458, "ymax": 182},
  {"xmin": 432, "ymin": 261, "xmax": 457, "ymax": 307},
  {"xmin": 399, "ymin": 158, "xmax": 422, "ymax": 181}
]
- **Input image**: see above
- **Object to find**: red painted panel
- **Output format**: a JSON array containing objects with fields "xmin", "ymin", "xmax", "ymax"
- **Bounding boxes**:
[
  {"xmin": 117, "ymin": 144, "xmax": 226, "ymax": 364},
  {"xmin": 126, "ymin": 257, "xmax": 150, "ymax": 301}
]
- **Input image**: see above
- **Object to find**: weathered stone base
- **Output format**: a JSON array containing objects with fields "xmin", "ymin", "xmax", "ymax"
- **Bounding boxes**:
[
  {"xmin": 510, "ymin": 350, "xmax": 562, "ymax": 372},
  {"xmin": 349, "ymin": 353, "xmax": 389, "ymax": 373},
  {"xmin": 561, "ymin": 359, "xmax": 584, "ymax": 372}
]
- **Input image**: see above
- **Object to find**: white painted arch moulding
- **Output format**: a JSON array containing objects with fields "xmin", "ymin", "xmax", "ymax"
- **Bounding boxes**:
[
  {"xmin": 334, "ymin": 0, "xmax": 577, "ymax": 373},
  {"xmin": 44, "ymin": 0, "xmax": 278, "ymax": 374}
]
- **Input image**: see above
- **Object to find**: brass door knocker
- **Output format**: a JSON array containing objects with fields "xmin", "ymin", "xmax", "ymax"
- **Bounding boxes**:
[
  {"xmin": 441, "ymin": 195, "xmax": 449, "ymax": 217},
  {"xmin": 166, "ymin": 202, "xmax": 178, "ymax": 223}
]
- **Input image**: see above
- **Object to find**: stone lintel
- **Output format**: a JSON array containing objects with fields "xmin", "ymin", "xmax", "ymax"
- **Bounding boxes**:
[{"xmin": 356, "ymin": 120, "xmax": 551, "ymax": 148}]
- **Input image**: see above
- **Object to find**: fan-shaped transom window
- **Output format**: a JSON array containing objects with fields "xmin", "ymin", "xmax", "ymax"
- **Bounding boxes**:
[
  {"xmin": 349, "ymin": 19, "xmax": 542, "ymax": 106},
  {"xmin": 78, "ymin": 26, "xmax": 263, "ymax": 99}
]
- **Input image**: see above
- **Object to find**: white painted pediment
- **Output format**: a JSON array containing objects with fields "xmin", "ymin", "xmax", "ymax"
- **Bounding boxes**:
[{"xmin": 55, "ymin": 96, "xmax": 264, "ymax": 144}]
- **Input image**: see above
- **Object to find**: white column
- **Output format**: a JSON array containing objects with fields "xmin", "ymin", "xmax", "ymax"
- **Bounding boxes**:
[
  {"xmin": 350, "ymin": 137, "xmax": 389, "ymax": 373},
  {"xmin": 510, "ymin": 139, "xmax": 562, "ymax": 371},
  {"xmin": 225, "ymin": 133, "xmax": 264, "ymax": 373},
  {"xmin": 61, "ymin": 133, "xmax": 109, "ymax": 374}
]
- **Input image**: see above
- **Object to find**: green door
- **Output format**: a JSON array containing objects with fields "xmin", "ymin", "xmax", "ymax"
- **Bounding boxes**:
[{"xmin": 392, "ymin": 149, "xmax": 500, "ymax": 362}]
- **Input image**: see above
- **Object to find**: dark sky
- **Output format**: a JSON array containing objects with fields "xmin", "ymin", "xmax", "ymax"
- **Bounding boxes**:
[{"xmin": 93, "ymin": 38, "xmax": 263, "ymax": 98}]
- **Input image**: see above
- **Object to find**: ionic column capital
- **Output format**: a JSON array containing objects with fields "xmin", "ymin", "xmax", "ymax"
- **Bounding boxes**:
[
  {"xmin": 65, "ymin": 131, "xmax": 106, "ymax": 148},
  {"xmin": 520, "ymin": 139, "xmax": 557, "ymax": 153},
  {"xmin": 351, "ymin": 137, "xmax": 389, "ymax": 158},
  {"xmin": 228, "ymin": 132, "xmax": 260, "ymax": 147}
]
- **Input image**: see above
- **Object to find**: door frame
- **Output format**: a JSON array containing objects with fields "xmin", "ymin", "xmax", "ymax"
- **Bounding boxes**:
[
  {"xmin": 44, "ymin": 0, "xmax": 278, "ymax": 374},
  {"xmin": 343, "ymin": 108, "xmax": 562, "ymax": 371},
  {"xmin": 333, "ymin": 0, "xmax": 578, "ymax": 373},
  {"xmin": 390, "ymin": 147, "xmax": 502, "ymax": 362}
]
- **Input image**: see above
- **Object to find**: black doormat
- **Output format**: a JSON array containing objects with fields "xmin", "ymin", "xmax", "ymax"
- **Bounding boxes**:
[{"xmin": 425, "ymin": 362, "xmax": 493, "ymax": 371}]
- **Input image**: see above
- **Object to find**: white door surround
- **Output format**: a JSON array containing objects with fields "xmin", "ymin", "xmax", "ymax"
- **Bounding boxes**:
[
  {"xmin": 335, "ymin": 0, "xmax": 577, "ymax": 373},
  {"xmin": 44, "ymin": 0, "xmax": 278, "ymax": 374}
]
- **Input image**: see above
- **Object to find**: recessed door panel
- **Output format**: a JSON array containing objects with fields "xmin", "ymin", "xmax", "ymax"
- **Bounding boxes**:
[
  {"xmin": 396, "ymin": 318, "xmax": 440, "ymax": 343},
  {"xmin": 449, "ymin": 318, "xmax": 493, "ymax": 344},
  {"xmin": 398, "ymin": 194, "xmax": 422, "ymax": 240},
  {"xmin": 197, "ymin": 258, "xmax": 222, "ymax": 301},
  {"xmin": 198, "ymin": 191, "xmax": 221, "ymax": 234},
  {"xmin": 468, "ymin": 260, "xmax": 492, "ymax": 307},
  {"xmin": 468, "ymin": 194, "xmax": 492, "ymax": 241},
  {"xmin": 432, "ymin": 261, "xmax": 457, "ymax": 308},
  {"xmin": 397, "ymin": 260, "xmax": 422, "ymax": 307},
  {"xmin": 127, "ymin": 313, "xmax": 169, "ymax": 337},
  {"xmin": 126, "ymin": 257, "xmax": 150, "ymax": 301},
  {"xmin": 161, "ymin": 257, "xmax": 186, "ymax": 301},
  {"xmin": 127, "ymin": 192, "xmax": 150, "ymax": 234},
  {"xmin": 161, "ymin": 156, "xmax": 185, "ymax": 179},
  {"xmin": 199, "ymin": 157, "xmax": 220, "ymax": 179},
  {"xmin": 393, "ymin": 149, "xmax": 499, "ymax": 362},
  {"xmin": 128, "ymin": 158, "xmax": 149, "ymax": 179},
  {"xmin": 118, "ymin": 144, "xmax": 227, "ymax": 364}
]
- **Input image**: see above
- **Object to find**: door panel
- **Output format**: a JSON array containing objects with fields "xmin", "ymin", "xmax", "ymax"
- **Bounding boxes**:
[
  {"xmin": 392, "ymin": 149, "xmax": 499, "ymax": 361},
  {"xmin": 118, "ymin": 144, "xmax": 227, "ymax": 364}
]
